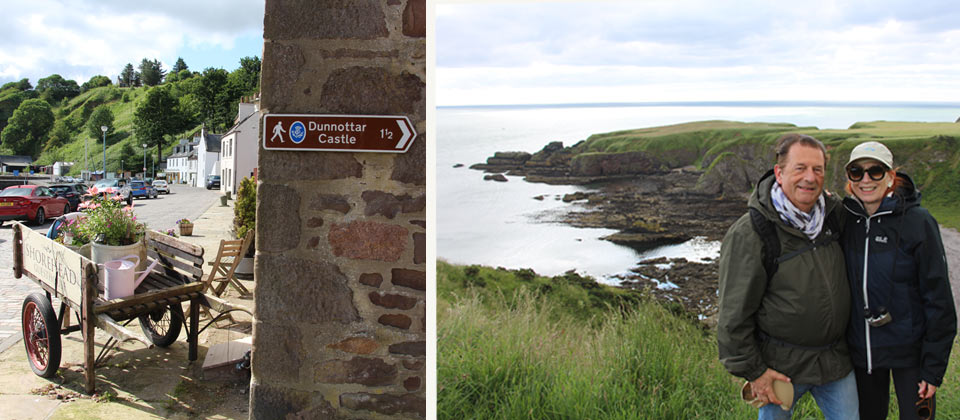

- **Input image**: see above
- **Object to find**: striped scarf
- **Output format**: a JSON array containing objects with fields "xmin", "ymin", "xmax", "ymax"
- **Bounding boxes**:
[{"xmin": 770, "ymin": 181, "xmax": 825, "ymax": 240}]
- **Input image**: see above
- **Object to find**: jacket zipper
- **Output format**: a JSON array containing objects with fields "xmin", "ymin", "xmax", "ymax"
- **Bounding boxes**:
[{"xmin": 860, "ymin": 208, "xmax": 893, "ymax": 375}]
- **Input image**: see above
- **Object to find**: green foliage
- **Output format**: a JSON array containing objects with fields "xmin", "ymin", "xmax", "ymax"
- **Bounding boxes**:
[
  {"xmin": 0, "ymin": 88, "xmax": 36, "ymax": 133},
  {"xmin": 139, "ymin": 58, "xmax": 166, "ymax": 86},
  {"xmin": 44, "ymin": 119, "xmax": 72, "ymax": 152},
  {"xmin": 194, "ymin": 67, "xmax": 237, "ymax": 132},
  {"xmin": 134, "ymin": 85, "xmax": 188, "ymax": 163},
  {"xmin": 234, "ymin": 176, "xmax": 256, "ymax": 240},
  {"xmin": 1, "ymin": 98, "xmax": 54, "ymax": 155},
  {"xmin": 118, "ymin": 63, "xmax": 138, "ymax": 87},
  {"xmin": 80, "ymin": 75, "xmax": 112, "ymax": 92},
  {"xmin": 1, "ymin": 78, "xmax": 32, "ymax": 91},
  {"xmin": 438, "ymin": 261, "xmax": 960, "ymax": 418},
  {"xmin": 71, "ymin": 193, "xmax": 146, "ymax": 246},
  {"xmin": 36, "ymin": 74, "xmax": 80, "ymax": 104},
  {"xmin": 438, "ymin": 262, "xmax": 645, "ymax": 324},
  {"xmin": 171, "ymin": 57, "xmax": 189, "ymax": 74},
  {"xmin": 86, "ymin": 105, "xmax": 114, "ymax": 139}
]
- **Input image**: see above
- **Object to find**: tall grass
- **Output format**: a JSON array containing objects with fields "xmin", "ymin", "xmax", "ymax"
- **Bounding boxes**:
[{"xmin": 438, "ymin": 262, "xmax": 960, "ymax": 419}]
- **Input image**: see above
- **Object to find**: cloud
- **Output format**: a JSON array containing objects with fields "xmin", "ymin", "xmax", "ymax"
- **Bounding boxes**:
[
  {"xmin": 437, "ymin": 0, "xmax": 960, "ymax": 105},
  {"xmin": 0, "ymin": 0, "xmax": 264, "ymax": 85}
]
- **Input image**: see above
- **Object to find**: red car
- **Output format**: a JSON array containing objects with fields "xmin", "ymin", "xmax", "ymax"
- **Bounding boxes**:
[{"xmin": 0, "ymin": 185, "xmax": 70, "ymax": 226}]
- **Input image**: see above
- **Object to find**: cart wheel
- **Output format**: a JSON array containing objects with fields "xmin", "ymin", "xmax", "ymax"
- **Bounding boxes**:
[
  {"xmin": 21, "ymin": 293, "xmax": 61, "ymax": 378},
  {"xmin": 138, "ymin": 304, "xmax": 183, "ymax": 347}
]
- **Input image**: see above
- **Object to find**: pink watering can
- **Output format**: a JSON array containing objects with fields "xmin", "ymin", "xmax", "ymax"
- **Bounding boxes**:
[{"xmin": 102, "ymin": 255, "xmax": 160, "ymax": 300}]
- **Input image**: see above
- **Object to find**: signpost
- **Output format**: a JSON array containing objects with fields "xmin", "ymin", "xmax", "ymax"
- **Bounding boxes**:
[{"xmin": 263, "ymin": 114, "xmax": 417, "ymax": 153}]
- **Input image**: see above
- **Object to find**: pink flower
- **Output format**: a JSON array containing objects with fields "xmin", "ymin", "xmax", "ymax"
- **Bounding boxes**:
[
  {"xmin": 86, "ymin": 186, "xmax": 99, "ymax": 195},
  {"xmin": 110, "ymin": 195, "xmax": 123, "ymax": 201}
]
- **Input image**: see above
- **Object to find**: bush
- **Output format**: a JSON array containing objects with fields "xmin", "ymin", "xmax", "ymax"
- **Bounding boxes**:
[{"xmin": 234, "ymin": 176, "xmax": 256, "ymax": 241}]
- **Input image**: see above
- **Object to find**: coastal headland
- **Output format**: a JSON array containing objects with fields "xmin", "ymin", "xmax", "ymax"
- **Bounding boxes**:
[{"xmin": 468, "ymin": 120, "xmax": 960, "ymax": 323}]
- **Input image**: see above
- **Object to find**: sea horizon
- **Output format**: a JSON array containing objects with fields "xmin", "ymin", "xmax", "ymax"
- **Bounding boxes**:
[{"xmin": 439, "ymin": 100, "xmax": 960, "ymax": 111}]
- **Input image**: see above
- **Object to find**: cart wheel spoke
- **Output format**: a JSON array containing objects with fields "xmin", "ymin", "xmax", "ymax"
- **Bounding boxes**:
[{"xmin": 21, "ymin": 294, "xmax": 61, "ymax": 377}]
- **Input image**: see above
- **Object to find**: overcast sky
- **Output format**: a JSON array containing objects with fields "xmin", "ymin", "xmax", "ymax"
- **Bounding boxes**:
[
  {"xmin": 436, "ymin": 0, "xmax": 960, "ymax": 106},
  {"xmin": 0, "ymin": 0, "xmax": 264, "ymax": 87}
]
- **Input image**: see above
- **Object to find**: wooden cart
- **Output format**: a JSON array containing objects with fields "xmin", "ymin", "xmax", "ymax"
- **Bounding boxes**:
[{"xmin": 12, "ymin": 223, "xmax": 222, "ymax": 394}]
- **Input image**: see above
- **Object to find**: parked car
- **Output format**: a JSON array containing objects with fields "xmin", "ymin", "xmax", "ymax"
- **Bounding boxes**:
[
  {"xmin": 48, "ymin": 184, "xmax": 85, "ymax": 212},
  {"xmin": 0, "ymin": 185, "xmax": 70, "ymax": 226},
  {"xmin": 205, "ymin": 175, "xmax": 221, "ymax": 190},
  {"xmin": 91, "ymin": 178, "xmax": 133, "ymax": 206},
  {"xmin": 123, "ymin": 180, "xmax": 158, "ymax": 199},
  {"xmin": 152, "ymin": 180, "xmax": 169, "ymax": 194}
]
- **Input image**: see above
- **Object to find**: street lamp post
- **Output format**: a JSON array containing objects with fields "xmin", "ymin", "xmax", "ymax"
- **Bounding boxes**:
[
  {"xmin": 100, "ymin": 126, "xmax": 108, "ymax": 179},
  {"xmin": 84, "ymin": 136, "xmax": 88, "ymax": 180},
  {"xmin": 142, "ymin": 143, "xmax": 147, "ymax": 179}
]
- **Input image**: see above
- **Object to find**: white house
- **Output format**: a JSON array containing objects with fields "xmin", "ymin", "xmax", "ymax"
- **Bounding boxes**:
[
  {"xmin": 194, "ymin": 126, "xmax": 222, "ymax": 188},
  {"xmin": 220, "ymin": 100, "xmax": 260, "ymax": 195},
  {"xmin": 165, "ymin": 139, "xmax": 197, "ymax": 185}
]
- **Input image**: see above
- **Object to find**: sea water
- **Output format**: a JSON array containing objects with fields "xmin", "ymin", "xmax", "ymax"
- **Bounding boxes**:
[{"xmin": 437, "ymin": 102, "xmax": 960, "ymax": 284}]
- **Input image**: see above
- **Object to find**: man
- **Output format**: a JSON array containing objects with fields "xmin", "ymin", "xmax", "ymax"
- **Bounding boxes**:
[{"xmin": 718, "ymin": 134, "xmax": 858, "ymax": 419}]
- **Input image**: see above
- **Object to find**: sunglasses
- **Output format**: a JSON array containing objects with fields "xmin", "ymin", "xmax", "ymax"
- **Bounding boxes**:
[{"xmin": 846, "ymin": 165, "xmax": 887, "ymax": 182}]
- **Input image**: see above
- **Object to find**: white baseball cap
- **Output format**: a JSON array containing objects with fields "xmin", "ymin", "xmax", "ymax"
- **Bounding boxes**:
[{"xmin": 846, "ymin": 141, "xmax": 893, "ymax": 169}]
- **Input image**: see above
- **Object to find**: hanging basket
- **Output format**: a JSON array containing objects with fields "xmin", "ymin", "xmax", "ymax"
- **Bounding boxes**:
[{"xmin": 178, "ymin": 223, "xmax": 194, "ymax": 236}]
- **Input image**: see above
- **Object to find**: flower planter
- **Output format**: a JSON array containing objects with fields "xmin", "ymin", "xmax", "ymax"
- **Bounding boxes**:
[
  {"xmin": 179, "ymin": 223, "xmax": 194, "ymax": 236},
  {"xmin": 235, "ymin": 256, "xmax": 254, "ymax": 280}
]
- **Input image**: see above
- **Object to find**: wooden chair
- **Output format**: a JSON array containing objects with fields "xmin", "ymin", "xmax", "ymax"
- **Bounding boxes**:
[{"xmin": 205, "ymin": 229, "xmax": 254, "ymax": 298}]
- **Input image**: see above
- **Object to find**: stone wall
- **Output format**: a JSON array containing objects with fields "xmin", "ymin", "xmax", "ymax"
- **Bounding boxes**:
[{"xmin": 251, "ymin": 1, "xmax": 426, "ymax": 419}]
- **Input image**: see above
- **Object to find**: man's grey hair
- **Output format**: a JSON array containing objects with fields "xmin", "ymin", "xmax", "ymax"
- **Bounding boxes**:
[{"xmin": 774, "ymin": 133, "xmax": 828, "ymax": 166}]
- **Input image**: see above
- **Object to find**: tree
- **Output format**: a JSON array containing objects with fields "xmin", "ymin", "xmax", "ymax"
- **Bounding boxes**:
[
  {"xmin": 116, "ymin": 142, "xmax": 139, "ymax": 172},
  {"xmin": 1, "ymin": 78, "xmax": 32, "ymax": 92},
  {"xmin": 80, "ymin": 75, "xmax": 112, "ymax": 92},
  {"xmin": 194, "ymin": 68, "xmax": 239, "ymax": 131},
  {"xmin": 36, "ymin": 74, "xmax": 80, "ymax": 104},
  {"xmin": 86, "ymin": 105, "xmax": 115, "ymax": 139},
  {"xmin": 45, "ymin": 119, "xmax": 72, "ymax": 152},
  {"xmin": 0, "ymin": 89, "xmax": 37, "ymax": 133},
  {"xmin": 139, "ymin": 58, "xmax": 166, "ymax": 86},
  {"xmin": 171, "ymin": 57, "xmax": 188, "ymax": 74},
  {"xmin": 1, "ymin": 98, "xmax": 54, "ymax": 156},
  {"xmin": 119, "ymin": 63, "xmax": 138, "ymax": 87},
  {"xmin": 134, "ymin": 85, "xmax": 188, "ymax": 164}
]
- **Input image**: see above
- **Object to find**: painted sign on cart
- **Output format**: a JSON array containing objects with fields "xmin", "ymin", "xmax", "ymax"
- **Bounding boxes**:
[
  {"xmin": 263, "ymin": 114, "xmax": 417, "ymax": 153},
  {"xmin": 19, "ymin": 224, "xmax": 85, "ymax": 306}
]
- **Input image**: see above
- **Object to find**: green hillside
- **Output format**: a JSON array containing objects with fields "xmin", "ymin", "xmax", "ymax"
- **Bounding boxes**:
[
  {"xmin": 570, "ymin": 120, "xmax": 960, "ymax": 228},
  {"xmin": 0, "ymin": 57, "xmax": 260, "ymax": 176}
]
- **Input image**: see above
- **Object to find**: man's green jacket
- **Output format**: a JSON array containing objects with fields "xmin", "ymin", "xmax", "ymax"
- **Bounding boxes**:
[{"xmin": 717, "ymin": 171, "xmax": 852, "ymax": 385}]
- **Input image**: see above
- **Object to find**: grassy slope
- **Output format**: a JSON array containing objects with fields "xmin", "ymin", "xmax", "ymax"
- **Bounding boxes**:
[
  {"xmin": 32, "ymin": 86, "xmax": 196, "ymax": 174},
  {"xmin": 437, "ymin": 261, "xmax": 960, "ymax": 419},
  {"xmin": 574, "ymin": 120, "xmax": 960, "ymax": 229}
]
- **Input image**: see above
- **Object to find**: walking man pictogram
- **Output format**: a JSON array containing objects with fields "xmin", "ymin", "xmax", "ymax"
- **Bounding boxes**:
[{"xmin": 271, "ymin": 121, "xmax": 286, "ymax": 143}]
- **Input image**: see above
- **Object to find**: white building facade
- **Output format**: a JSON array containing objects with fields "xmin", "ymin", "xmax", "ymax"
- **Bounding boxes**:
[
  {"xmin": 220, "ymin": 101, "xmax": 260, "ymax": 195},
  {"xmin": 195, "ymin": 126, "xmax": 222, "ymax": 188},
  {"xmin": 165, "ymin": 139, "xmax": 197, "ymax": 185}
]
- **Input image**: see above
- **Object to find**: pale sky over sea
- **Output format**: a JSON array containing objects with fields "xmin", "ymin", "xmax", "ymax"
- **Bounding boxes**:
[
  {"xmin": 436, "ymin": 0, "xmax": 960, "ymax": 106},
  {"xmin": 0, "ymin": 0, "xmax": 265, "ymax": 86}
]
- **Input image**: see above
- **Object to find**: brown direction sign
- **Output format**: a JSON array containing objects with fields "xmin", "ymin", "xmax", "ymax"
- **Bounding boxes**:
[{"xmin": 262, "ymin": 114, "xmax": 417, "ymax": 153}]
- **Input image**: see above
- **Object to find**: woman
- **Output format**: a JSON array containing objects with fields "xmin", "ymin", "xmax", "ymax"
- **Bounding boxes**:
[{"xmin": 841, "ymin": 141, "xmax": 957, "ymax": 419}]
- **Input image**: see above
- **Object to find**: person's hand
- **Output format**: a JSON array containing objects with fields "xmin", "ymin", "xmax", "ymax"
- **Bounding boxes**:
[
  {"xmin": 751, "ymin": 368, "xmax": 792, "ymax": 406},
  {"xmin": 918, "ymin": 380, "xmax": 937, "ymax": 399}
]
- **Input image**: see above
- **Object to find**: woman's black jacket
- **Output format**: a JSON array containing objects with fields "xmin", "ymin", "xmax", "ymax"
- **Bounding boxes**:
[{"xmin": 842, "ymin": 173, "xmax": 956, "ymax": 386}]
